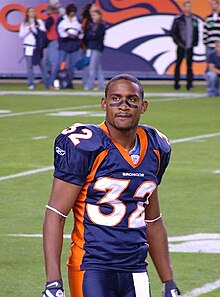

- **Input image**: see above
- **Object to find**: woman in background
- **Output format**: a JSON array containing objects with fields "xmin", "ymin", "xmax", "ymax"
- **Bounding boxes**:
[
  {"xmin": 19, "ymin": 7, "xmax": 46, "ymax": 90},
  {"xmin": 57, "ymin": 3, "xmax": 83, "ymax": 87},
  {"xmin": 83, "ymin": 9, "xmax": 106, "ymax": 90}
]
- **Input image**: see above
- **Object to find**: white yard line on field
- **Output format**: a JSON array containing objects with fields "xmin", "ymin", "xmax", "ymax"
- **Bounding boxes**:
[
  {"xmin": 2, "ymin": 232, "xmax": 220, "ymax": 296},
  {"xmin": 0, "ymin": 104, "xmax": 100, "ymax": 118},
  {"xmin": 170, "ymin": 132, "xmax": 220, "ymax": 144},
  {"xmin": 181, "ymin": 279, "xmax": 220, "ymax": 297},
  {"xmin": 0, "ymin": 90, "xmax": 205, "ymax": 98},
  {"xmin": 0, "ymin": 166, "xmax": 53, "ymax": 181},
  {"xmin": 0, "ymin": 132, "xmax": 219, "ymax": 182},
  {"xmin": 0, "ymin": 92, "xmax": 207, "ymax": 118}
]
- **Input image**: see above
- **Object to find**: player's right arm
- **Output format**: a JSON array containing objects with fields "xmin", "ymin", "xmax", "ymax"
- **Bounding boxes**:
[{"xmin": 43, "ymin": 178, "xmax": 82, "ymax": 282}]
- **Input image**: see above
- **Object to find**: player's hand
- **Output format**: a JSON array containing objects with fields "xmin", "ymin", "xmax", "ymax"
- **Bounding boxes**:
[
  {"xmin": 162, "ymin": 280, "xmax": 181, "ymax": 297},
  {"xmin": 42, "ymin": 279, "xmax": 65, "ymax": 297}
]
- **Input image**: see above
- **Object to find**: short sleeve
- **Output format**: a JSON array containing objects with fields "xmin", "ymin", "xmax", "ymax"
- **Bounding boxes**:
[{"xmin": 53, "ymin": 134, "xmax": 91, "ymax": 185}]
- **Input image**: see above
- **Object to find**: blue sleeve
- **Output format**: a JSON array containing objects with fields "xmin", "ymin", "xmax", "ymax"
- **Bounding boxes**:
[
  {"xmin": 143, "ymin": 126, "xmax": 171, "ymax": 185},
  {"xmin": 53, "ymin": 134, "xmax": 91, "ymax": 185},
  {"xmin": 155, "ymin": 131, "xmax": 171, "ymax": 184}
]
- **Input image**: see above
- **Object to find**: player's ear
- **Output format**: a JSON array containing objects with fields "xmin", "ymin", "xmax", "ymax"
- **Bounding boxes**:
[
  {"xmin": 101, "ymin": 97, "xmax": 107, "ymax": 111},
  {"xmin": 141, "ymin": 100, "xmax": 148, "ymax": 114}
]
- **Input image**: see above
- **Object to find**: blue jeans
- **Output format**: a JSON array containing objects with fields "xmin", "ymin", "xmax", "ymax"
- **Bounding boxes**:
[
  {"xmin": 206, "ymin": 71, "xmax": 220, "ymax": 96},
  {"xmin": 84, "ymin": 49, "xmax": 104, "ymax": 89},
  {"xmin": 25, "ymin": 55, "xmax": 47, "ymax": 87},
  {"xmin": 45, "ymin": 40, "xmax": 59, "ymax": 88},
  {"xmin": 58, "ymin": 49, "xmax": 79, "ymax": 80},
  {"xmin": 25, "ymin": 55, "xmax": 34, "ymax": 86}
]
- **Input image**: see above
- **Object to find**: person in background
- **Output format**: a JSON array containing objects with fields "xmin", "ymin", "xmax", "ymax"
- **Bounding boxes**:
[
  {"xmin": 81, "ymin": 1, "xmax": 97, "ymax": 51},
  {"xmin": 19, "ymin": 7, "xmax": 47, "ymax": 90},
  {"xmin": 57, "ymin": 3, "xmax": 83, "ymax": 87},
  {"xmin": 42, "ymin": 74, "xmax": 180, "ymax": 297},
  {"xmin": 170, "ymin": 0, "xmax": 198, "ymax": 91},
  {"xmin": 203, "ymin": 0, "xmax": 220, "ymax": 60},
  {"xmin": 83, "ymin": 9, "xmax": 106, "ymax": 90},
  {"xmin": 80, "ymin": 2, "xmax": 97, "ymax": 88},
  {"xmin": 206, "ymin": 40, "xmax": 220, "ymax": 96},
  {"xmin": 44, "ymin": 5, "xmax": 60, "ymax": 89}
]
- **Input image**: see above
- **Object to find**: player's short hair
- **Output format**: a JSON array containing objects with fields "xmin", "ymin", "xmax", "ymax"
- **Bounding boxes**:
[{"xmin": 105, "ymin": 74, "xmax": 144, "ymax": 100}]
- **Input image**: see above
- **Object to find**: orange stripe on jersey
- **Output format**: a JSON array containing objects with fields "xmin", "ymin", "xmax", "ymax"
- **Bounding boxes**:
[
  {"xmin": 99, "ymin": 122, "xmax": 148, "ymax": 168},
  {"xmin": 153, "ymin": 149, "xmax": 161, "ymax": 175},
  {"xmin": 67, "ymin": 149, "xmax": 109, "ymax": 270}
]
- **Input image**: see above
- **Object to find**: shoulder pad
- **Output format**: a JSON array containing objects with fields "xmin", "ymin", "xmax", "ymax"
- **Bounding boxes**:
[
  {"xmin": 58, "ymin": 123, "xmax": 111, "ymax": 152},
  {"xmin": 140, "ymin": 125, "xmax": 171, "ymax": 153}
]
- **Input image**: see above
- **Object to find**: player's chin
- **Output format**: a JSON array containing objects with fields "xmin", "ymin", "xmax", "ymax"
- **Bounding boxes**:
[{"xmin": 114, "ymin": 119, "xmax": 134, "ymax": 130}]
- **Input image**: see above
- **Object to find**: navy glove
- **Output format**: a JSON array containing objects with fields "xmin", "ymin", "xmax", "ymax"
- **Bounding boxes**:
[
  {"xmin": 42, "ymin": 279, "xmax": 65, "ymax": 297},
  {"xmin": 162, "ymin": 280, "xmax": 181, "ymax": 297}
]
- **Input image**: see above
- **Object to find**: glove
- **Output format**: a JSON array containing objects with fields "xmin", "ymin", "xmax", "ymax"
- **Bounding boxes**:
[
  {"xmin": 162, "ymin": 280, "xmax": 181, "ymax": 297},
  {"xmin": 42, "ymin": 279, "xmax": 65, "ymax": 297}
]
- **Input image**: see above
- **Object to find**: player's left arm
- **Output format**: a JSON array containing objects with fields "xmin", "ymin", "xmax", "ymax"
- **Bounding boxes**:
[{"xmin": 145, "ymin": 188, "xmax": 180, "ymax": 296}]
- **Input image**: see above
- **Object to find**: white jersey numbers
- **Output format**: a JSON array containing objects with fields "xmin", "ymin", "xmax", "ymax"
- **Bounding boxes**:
[
  {"xmin": 87, "ymin": 177, "xmax": 129, "ymax": 226},
  {"xmin": 86, "ymin": 177, "xmax": 156, "ymax": 228},
  {"xmin": 61, "ymin": 124, "xmax": 93, "ymax": 146}
]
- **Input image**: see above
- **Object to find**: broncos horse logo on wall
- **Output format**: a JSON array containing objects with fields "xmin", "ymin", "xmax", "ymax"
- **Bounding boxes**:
[{"xmin": 96, "ymin": 0, "xmax": 206, "ymax": 77}]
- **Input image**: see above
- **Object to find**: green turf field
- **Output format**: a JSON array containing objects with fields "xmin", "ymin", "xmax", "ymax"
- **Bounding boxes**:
[{"xmin": 0, "ymin": 81, "xmax": 220, "ymax": 297}]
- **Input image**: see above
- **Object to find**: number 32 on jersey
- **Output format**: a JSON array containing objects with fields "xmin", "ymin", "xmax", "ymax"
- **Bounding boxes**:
[{"xmin": 86, "ymin": 177, "xmax": 156, "ymax": 228}]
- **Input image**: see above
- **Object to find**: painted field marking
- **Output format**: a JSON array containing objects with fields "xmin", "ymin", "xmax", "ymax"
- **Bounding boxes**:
[
  {"xmin": 212, "ymin": 170, "xmax": 220, "ymax": 174},
  {"xmin": 0, "ymin": 90, "xmax": 205, "ymax": 98},
  {"xmin": 0, "ymin": 104, "xmax": 100, "ymax": 118},
  {"xmin": 0, "ymin": 132, "xmax": 219, "ymax": 182},
  {"xmin": 2, "ymin": 233, "xmax": 220, "ymax": 296},
  {"xmin": 170, "ymin": 132, "xmax": 220, "ymax": 144},
  {"xmin": 181, "ymin": 279, "xmax": 220, "ymax": 297},
  {"xmin": 4, "ymin": 233, "xmax": 220, "ymax": 254},
  {"xmin": 0, "ymin": 166, "xmax": 53, "ymax": 181},
  {"xmin": 32, "ymin": 136, "xmax": 48, "ymax": 140},
  {"xmin": 0, "ymin": 92, "xmax": 208, "ymax": 118}
]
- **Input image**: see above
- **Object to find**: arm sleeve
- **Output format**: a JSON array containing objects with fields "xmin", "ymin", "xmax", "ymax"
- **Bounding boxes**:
[
  {"xmin": 170, "ymin": 17, "xmax": 178, "ymax": 45},
  {"xmin": 53, "ymin": 134, "xmax": 91, "ymax": 185},
  {"xmin": 18, "ymin": 23, "xmax": 29, "ymax": 38}
]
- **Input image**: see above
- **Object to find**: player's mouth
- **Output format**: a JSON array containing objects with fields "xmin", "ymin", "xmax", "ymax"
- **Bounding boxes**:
[{"xmin": 115, "ymin": 113, "xmax": 132, "ymax": 119}]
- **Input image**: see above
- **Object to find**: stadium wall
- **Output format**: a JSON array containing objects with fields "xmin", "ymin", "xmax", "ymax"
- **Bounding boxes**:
[{"xmin": 0, "ymin": 0, "xmax": 208, "ymax": 79}]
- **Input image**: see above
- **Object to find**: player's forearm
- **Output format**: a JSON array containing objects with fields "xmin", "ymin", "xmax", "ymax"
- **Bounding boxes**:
[
  {"xmin": 147, "ymin": 219, "xmax": 173, "ymax": 282},
  {"xmin": 43, "ymin": 210, "xmax": 65, "ymax": 281}
]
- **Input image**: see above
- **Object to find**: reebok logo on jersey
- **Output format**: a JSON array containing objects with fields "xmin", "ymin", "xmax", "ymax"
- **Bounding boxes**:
[
  {"xmin": 56, "ymin": 146, "xmax": 66, "ymax": 156},
  {"xmin": 122, "ymin": 172, "xmax": 144, "ymax": 177}
]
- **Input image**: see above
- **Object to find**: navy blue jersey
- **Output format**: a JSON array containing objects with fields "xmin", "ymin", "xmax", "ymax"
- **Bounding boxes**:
[{"xmin": 53, "ymin": 122, "xmax": 171, "ymax": 272}]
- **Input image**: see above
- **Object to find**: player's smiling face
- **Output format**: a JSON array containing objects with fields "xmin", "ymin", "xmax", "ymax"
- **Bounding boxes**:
[{"xmin": 101, "ymin": 79, "xmax": 148, "ymax": 131}]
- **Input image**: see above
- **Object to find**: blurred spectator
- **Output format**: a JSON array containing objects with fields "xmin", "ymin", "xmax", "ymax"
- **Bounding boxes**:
[
  {"xmin": 19, "ymin": 7, "xmax": 47, "ymax": 90},
  {"xmin": 57, "ymin": 3, "xmax": 83, "ymax": 87},
  {"xmin": 44, "ymin": 5, "xmax": 60, "ymax": 89},
  {"xmin": 80, "ymin": 2, "xmax": 97, "ymax": 53},
  {"xmin": 170, "ymin": 0, "xmax": 198, "ymax": 91},
  {"xmin": 83, "ymin": 10, "xmax": 106, "ymax": 90},
  {"xmin": 48, "ymin": 0, "xmax": 65, "ymax": 16},
  {"xmin": 206, "ymin": 40, "xmax": 220, "ymax": 96},
  {"xmin": 203, "ymin": 0, "xmax": 220, "ymax": 59}
]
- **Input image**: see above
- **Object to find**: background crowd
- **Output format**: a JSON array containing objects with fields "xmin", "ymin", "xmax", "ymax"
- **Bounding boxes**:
[
  {"xmin": 19, "ymin": 0, "xmax": 220, "ymax": 96},
  {"xmin": 19, "ymin": 1, "xmax": 106, "ymax": 91}
]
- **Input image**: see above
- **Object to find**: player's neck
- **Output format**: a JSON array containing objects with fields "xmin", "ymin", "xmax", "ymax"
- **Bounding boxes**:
[{"xmin": 107, "ymin": 125, "xmax": 137, "ymax": 151}]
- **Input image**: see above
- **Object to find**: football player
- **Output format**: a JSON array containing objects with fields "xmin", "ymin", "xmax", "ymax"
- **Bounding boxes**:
[{"xmin": 42, "ymin": 74, "xmax": 180, "ymax": 297}]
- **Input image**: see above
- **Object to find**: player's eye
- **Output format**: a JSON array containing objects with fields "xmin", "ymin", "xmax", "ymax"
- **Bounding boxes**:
[
  {"xmin": 128, "ymin": 97, "xmax": 137, "ymax": 102},
  {"xmin": 112, "ymin": 96, "xmax": 120, "ymax": 101}
]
